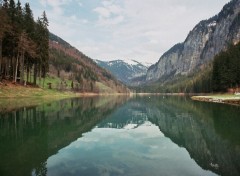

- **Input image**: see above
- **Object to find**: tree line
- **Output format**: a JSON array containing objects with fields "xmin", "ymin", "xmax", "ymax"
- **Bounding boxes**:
[
  {"xmin": 170, "ymin": 42, "xmax": 240, "ymax": 93},
  {"xmin": 0, "ymin": 0, "xmax": 49, "ymax": 85},
  {"xmin": 212, "ymin": 42, "xmax": 240, "ymax": 92},
  {"xmin": 137, "ymin": 42, "xmax": 240, "ymax": 93}
]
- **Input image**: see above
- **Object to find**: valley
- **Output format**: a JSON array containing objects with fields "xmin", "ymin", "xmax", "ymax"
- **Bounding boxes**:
[
  {"xmin": 0, "ymin": 1, "xmax": 240, "ymax": 176},
  {"xmin": 1, "ymin": 0, "xmax": 240, "ymax": 96}
]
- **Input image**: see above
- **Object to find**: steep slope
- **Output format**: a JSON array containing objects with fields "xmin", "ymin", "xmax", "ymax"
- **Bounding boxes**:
[
  {"xmin": 48, "ymin": 33, "xmax": 129, "ymax": 93},
  {"xmin": 146, "ymin": 0, "xmax": 240, "ymax": 83},
  {"xmin": 95, "ymin": 59, "xmax": 151, "ymax": 86}
]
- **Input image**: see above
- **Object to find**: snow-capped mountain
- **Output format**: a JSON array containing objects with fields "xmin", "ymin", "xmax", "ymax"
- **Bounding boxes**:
[{"xmin": 95, "ymin": 59, "xmax": 151, "ymax": 86}]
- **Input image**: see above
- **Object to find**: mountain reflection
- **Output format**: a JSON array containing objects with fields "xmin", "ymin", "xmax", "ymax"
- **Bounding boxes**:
[
  {"xmin": 140, "ymin": 96, "xmax": 240, "ymax": 176},
  {"xmin": 0, "ymin": 96, "xmax": 128, "ymax": 176},
  {"xmin": 96, "ymin": 96, "xmax": 240, "ymax": 176},
  {"xmin": 0, "ymin": 96, "xmax": 239, "ymax": 176},
  {"xmin": 97, "ymin": 100, "xmax": 148, "ymax": 129}
]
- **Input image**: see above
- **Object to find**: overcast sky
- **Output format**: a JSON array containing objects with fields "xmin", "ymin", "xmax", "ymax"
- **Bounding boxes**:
[{"xmin": 21, "ymin": 0, "xmax": 230, "ymax": 63}]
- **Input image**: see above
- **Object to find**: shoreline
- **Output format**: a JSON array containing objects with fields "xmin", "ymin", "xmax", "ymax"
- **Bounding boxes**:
[
  {"xmin": 2, "ymin": 82, "xmax": 240, "ymax": 106},
  {"xmin": 191, "ymin": 94, "xmax": 240, "ymax": 106},
  {"xmin": 0, "ymin": 83, "xmax": 131, "ymax": 112},
  {"xmin": 0, "ymin": 81, "xmax": 131, "ymax": 99}
]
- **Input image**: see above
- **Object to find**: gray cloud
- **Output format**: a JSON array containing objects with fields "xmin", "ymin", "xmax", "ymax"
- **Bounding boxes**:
[{"xmin": 21, "ymin": 0, "xmax": 230, "ymax": 63}]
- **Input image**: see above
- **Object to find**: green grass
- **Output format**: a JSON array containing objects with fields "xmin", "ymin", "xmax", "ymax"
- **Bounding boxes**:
[
  {"xmin": 26, "ymin": 75, "xmax": 72, "ymax": 90},
  {"xmin": 0, "ymin": 96, "xmax": 68, "ymax": 112},
  {"xmin": 96, "ymin": 82, "xmax": 115, "ymax": 93},
  {"xmin": 0, "ymin": 82, "xmax": 76, "ymax": 98},
  {"xmin": 0, "ymin": 83, "xmax": 79, "ymax": 112}
]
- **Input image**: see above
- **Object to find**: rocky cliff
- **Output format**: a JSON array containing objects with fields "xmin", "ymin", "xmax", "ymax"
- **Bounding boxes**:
[{"xmin": 146, "ymin": 0, "xmax": 240, "ymax": 82}]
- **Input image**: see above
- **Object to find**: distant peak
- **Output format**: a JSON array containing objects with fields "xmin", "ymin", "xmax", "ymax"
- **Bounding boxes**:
[
  {"xmin": 95, "ymin": 59, "xmax": 152, "ymax": 68},
  {"xmin": 124, "ymin": 59, "xmax": 140, "ymax": 66}
]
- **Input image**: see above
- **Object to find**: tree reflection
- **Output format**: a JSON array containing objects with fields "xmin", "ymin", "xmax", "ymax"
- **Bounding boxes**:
[
  {"xmin": 142, "ymin": 96, "xmax": 240, "ymax": 176},
  {"xmin": 0, "ymin": 96, "xmax": 128, "ymax": 176}
]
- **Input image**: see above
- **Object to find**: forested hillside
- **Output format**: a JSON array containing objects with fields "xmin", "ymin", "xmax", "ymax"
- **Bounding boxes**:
[
  {"xmin": 0, "ymin": 0, "xmax": 49, "ymax": 85},
  {"xmin": 48, "ymin": 33, "xmax": 129, "ymax": 93},
  {"xmin": 212, "ymin": 42, "xmax": 240, "ymax": 92},
  {"xmin": 0, "ymin": 0, "xmax": 129, "ymax": 94}
]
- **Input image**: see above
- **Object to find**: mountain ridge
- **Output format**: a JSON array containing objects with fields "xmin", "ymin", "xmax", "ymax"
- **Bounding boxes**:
[
  {"xmin": 48, "ymin": 32, "xmax": 130, "ymax": 93},
  {"xmin": 95, "ymin": 59, "xmax": 151, "ymax": 86},
  {"xmin": 146, "ymin": 0, "xmax": 240, "ymax": 84}
]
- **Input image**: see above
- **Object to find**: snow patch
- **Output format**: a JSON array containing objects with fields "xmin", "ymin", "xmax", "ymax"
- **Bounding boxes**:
[
  {"xmin": 142, "ymin": 62, "xmax": 153, "ymax": 67},
  {"xmin": 124, "ymin": 59, "xmax": 139, "ymax": 66},
  {"xmin": 208, "ymin": 21, "xmax": 216, "ymax": 27},
  {"xmin": 124, "ymin": 123, "xmax": 138, "ymax": 130}
]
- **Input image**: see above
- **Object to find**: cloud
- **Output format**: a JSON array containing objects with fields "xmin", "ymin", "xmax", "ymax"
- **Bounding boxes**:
[
  {"xmin": 22, "ymin": 0, "xmax": 230, "ymax": 63},
  {"xmin": 43, "ymin": 0, "xmax": 70, "ymax": 6},
  {"xmin": 81, "ymin": 19, "xmax": 88, "ymax": 24},
  {"xmin": 39, "ymin": 0, "xmax": 71, "ymax": 15},
  {"xmin": 39, "ymin": 0, "xmax": 47, "ymax": 7},
  {"xmin": 78, "ymin": 2, "xmax": 83, "ymax": 7},
  {"xmin": 93, "ymin": 1, "xmax": 124, "ymax": 26},
  {"xmin": 94, "ymin": 7, "xmax": 111, "ymax": 18},
  {"xmin": 88, "ymin": 0, "xmax": 230, "ymax": 62}
]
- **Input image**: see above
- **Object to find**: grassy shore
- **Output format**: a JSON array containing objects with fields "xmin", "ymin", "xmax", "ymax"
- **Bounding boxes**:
[
  {"xmin": 0, "ymin": 81, "xmax": 130, "ymax": 112},
  {"xmin": 0, "ymin": 81, "xmax": 79, "ymax": 111},
  {"xmin": 191, "ymin": 94, "xmax": 240, "ymax": 105},
  {"xmin": 0, "ymin": 81, "xmax": 78, "ymax": 98}
]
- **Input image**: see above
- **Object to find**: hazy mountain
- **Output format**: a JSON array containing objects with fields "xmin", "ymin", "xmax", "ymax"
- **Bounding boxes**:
[
  {"xmin": 146, "ymin": 0, "xmax": 240, "ymax": 83},
  {"xmin": 95, "ymin": 59, "xmax": 151, "ymax": 86}
]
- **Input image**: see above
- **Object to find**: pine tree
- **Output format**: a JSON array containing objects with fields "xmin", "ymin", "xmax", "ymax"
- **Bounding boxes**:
[
  {"xmin": 0, "ymin": 0, "xmax": 13, "ymax": 80},
  {"xmin": 212, "ymin": 42, "xmax": 240, "ymax": 92},
  {"xmin": 35, "ymin": 11, "xmax": 49, "ymax": 86},
  {"xmin": 23, "ymin": 2, "xmax": 36, "ymax": 84},
  {"xmin": 14, "ymin": 0, "xmax": 22, "ymax": 82},
  {"xmin": 18, "ymin": 31, "xmax": 36, "ymax": 84},
  {"xmin": 0, "ymin": 5, "xmax": 11, "ymax": 79},
  {"xmin": 0, "ymin": 0, "xmax": 49, "ymax": 85},
  {"xmin": 2, "ymin": 0, "xmax": 9, "ymax": 9},
  {"xmin": 40, "ymin": 11, "xmax": 49, "ymax": 80}
]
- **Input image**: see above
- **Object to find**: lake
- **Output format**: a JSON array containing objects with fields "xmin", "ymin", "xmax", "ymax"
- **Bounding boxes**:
[{"xmin": 0, "ymin": 96, "xmax": 239, "ymax": 176}]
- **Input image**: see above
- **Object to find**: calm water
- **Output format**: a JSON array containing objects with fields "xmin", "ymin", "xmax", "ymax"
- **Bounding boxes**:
[{"xmin": 0, "ymin": 96, "xmax": 240, "ymax": 176}]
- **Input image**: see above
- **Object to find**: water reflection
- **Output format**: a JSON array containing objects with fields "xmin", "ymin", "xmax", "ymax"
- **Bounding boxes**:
[
  {"xmin": 45, "ymin": 97, "xmax": 217, "ymax": 176},
  {"xmin": 144, "ymin": 96, "xmax": 240, "ymax": 176},
  {"xmin": 47, "ymin": 122, "xmax": 214, "ymax": 176},
  {"xmin": 97, "ymin": 100, "xmax": 148, "ymax": 129},
  {"xmin": 0, "ymin": 96, "xmax": 128, "ymax": 176},
  {"xmin": 0, "ymin": 96, "xmax": 239, "ymax": 176}
]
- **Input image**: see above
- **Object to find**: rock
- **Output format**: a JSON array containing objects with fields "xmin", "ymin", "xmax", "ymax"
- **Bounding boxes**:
[{"xmin": 146, "ymin": 0, "xmax": 240, "ymax": 83}]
